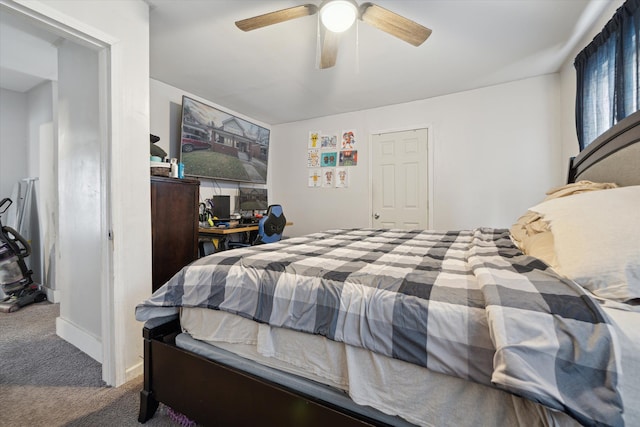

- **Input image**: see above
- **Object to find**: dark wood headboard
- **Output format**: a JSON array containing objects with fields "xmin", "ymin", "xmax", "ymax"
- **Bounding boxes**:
[{"xmin": 568, "ymin": 110, "xmax": 640, "ymax": 186}]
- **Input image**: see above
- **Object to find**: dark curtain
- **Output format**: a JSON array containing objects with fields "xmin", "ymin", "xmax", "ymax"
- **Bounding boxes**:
[{"xmin": 575, "ymin": 0, "xmax": 640, "ymax": 150}]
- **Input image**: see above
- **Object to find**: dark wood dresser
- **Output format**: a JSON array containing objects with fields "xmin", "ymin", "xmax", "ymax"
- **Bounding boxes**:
[{"xmin": 151, "ymin": 176, "xmax": 200, "ymax": 292}]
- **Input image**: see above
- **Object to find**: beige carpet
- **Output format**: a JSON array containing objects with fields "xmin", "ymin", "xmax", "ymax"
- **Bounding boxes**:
[{"xmin": 0, "ymin": 301, "xmax": 185, "ymax": 426}]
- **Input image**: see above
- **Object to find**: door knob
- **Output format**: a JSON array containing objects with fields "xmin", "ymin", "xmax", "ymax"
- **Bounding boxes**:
[{"xmin": 374, "ymin": 213, "xmax": 380, "ymax": 219}]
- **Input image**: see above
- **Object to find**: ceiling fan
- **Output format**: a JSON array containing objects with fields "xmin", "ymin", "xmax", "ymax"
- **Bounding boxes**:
[{"xmin": 235, "ymin": 1, "xmax": 432, "ymax": 69}]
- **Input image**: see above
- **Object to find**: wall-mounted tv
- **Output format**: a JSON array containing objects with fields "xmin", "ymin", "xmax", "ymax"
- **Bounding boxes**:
[
  {"xmin": 179, "ymin": 96, "xmax": 270, "ymax": 183},
  {"xmin": 238, "ymin": 187, "xmax": 268, "ymax": 211}
]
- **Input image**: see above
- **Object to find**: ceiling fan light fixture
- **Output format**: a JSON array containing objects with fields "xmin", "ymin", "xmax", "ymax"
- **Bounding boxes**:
[{"xmin": 320, "ymin": 0, "xmax": 358, "ymax": 33}]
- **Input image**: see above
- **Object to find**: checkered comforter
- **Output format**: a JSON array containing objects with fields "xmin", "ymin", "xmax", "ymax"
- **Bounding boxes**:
[{"xmin": 136, "ymin": 228, "xmax": 623, "ymax": 426}]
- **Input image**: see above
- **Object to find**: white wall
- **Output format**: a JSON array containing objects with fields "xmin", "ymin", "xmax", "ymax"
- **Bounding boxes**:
[
  {"xmin": 0, "ymin": 88, "xmax": 28, "ymax": 199},
  {"xmin": 0, "ymin": 18, "xmax": 57, "ymax": 89},
  {"xmin": 0, "ymin": 76, "xmax": 54, "ymax": 297},
  {"xmin": 152, "ymin": 75, "xmax": 562, "ymax": 238},
  {"xmin": 271, "ymin": 75, "xmax": 562, "ymax": 236},
  {"xmin": 150, "ymin": 79, "xmax": 272, "ymax": 210},
  {"xmin": 56, "ymin": 40, "xmax": 102, "ymax": 349},
  {"xmin": 26, "ymin": 81, "xmax": 55, "ymax": 286}
]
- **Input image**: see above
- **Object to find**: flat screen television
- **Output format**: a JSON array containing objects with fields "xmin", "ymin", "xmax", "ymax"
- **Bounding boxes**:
[
  {"xmin": 238, "ymin": 187, "xmax": 268, "ymax": 211},
  {"xmin": 179, "ymin": 96, "xmax": 270, "ymax": 183}
]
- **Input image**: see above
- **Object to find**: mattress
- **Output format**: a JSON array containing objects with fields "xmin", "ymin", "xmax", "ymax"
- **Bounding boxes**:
[{"xmin": 181, "ymin": 306, "xmax": 639, "ymax": 427}]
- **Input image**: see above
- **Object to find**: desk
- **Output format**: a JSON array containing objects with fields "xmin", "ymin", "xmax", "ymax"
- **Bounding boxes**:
[
  {"xmin": 198, "ymin": 222, "xmax": 293, "ymax": 252},
  {"xmin": 199, "ymin": 222, "xmax": 293, "ymax": 236},
  {"xmin": 199, "ymin": 225, "xmax": 259, "ymax": 235}
]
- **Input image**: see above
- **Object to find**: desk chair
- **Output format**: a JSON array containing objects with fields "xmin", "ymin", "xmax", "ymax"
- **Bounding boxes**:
[
  {"xmin": 199, "ymin": 240, "xmax": 216, "ymax": 257},
  {"xmin": 228, "ymin": 205, "xmax": 286, "ymax": 249}
]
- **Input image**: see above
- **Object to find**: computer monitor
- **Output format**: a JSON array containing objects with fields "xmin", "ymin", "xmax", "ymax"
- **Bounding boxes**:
[
  {"xmin": 238, "ymin": 187, "xmax": 268, "ymax": 211},
  {"xmin": 210, "ymin": 195, "xmax": 230, "ymax": 220}
]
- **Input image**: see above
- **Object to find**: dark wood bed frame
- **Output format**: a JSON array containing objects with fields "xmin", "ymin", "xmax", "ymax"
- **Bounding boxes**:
[
  {"xmin": 138, "ymin": 316, "xmax": 385, "ymax": 426},
  {"xmin": 568, "ymin": 110, "xmax": 640, "ymax": 184},
  {"xmin": 138, "ymin": 110, "xmax": 640, "ymax": 427}
]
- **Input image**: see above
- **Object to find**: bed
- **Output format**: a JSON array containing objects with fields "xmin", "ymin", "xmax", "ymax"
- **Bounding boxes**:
[{"xmin": 136, "ymin": 110, "xmax": 640, "ymax": 427}]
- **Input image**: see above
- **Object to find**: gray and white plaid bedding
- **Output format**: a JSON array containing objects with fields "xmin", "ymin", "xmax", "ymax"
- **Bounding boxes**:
[{"xmin": 136, "ymin": 228, "xmax": 623, "ymax": 426}]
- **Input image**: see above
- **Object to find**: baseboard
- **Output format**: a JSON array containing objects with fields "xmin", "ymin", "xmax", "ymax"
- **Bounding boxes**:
[
  {"xmin": 125, "ymin": 360, "xmax": 143, "ymax": 383},
  {"xmin": 56, "ymin": 316, "xmax": 103, "ymax": 363},
  {"xmin": 44, "ymin": 287, "xmax": 60, "ymax": 303}
]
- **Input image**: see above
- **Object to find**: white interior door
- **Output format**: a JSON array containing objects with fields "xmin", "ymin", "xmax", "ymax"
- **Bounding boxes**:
[{"xmin": 371, "ymin": 129, "xmax": 429, "ymax": 229}]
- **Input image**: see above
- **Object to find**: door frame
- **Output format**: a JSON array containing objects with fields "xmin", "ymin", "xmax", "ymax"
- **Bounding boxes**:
[
  {"xmin": 369, "ymin": 125, "xmax": 435, "ymax": 229},
  {"xmin": 1, "ymin": 0, "xmax": 116, "ymax": 384}
]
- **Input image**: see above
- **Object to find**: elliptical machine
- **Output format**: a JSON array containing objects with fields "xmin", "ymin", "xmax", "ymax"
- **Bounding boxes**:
[{"xmin": 0, "ymin": 197, "xmax": 46, "ymax": 313}]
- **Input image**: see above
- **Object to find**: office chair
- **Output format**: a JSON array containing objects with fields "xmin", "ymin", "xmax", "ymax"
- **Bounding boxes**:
[
  {"xmin": 228, "ymin": 205, "xmax": 286, "ymax": 249},
  {"xmin": 198, "ymin": 239, "xmax": 216, "ymax": 257}
]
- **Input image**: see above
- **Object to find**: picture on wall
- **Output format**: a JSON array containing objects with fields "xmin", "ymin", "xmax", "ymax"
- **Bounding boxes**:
[
  {"xmin": 321, "ymin": 151, "xmax": 337, "ymax": 167},
  {"xmin": 179, "ymin": 96, "xmax": 270, "ymax": 183},
  {"xmin": 339, "ymin": 150, "xmax": 358, "ymax": 166},
  {"xmin": 308, "ymin": 169, "xmax": 322, "ymax": 187},
  {"xmin": 341, "ymin": 130, "xmax": 356, "ymax": 149},
  {"xmin": 335, "ymin": 167, "xmax": 349, "ymax": 188},
  {"xmin": 322, "ymin": 169, "xmax": 335, "ymax": 187},
  {"xmin": 321, "ymin": 135, "xmax": 337, "ymax": 149},
  {"xmin": 309, "ymin": 131, "xmax": 320, "ymax": 148},
  {"xmin": 307, "ymin": 149, "xmax": 320, "ymax": 167}
]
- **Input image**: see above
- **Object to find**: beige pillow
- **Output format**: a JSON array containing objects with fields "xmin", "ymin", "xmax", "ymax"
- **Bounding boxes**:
[
  {"xmin": 510, "ymin": 181, "xmax": 618, "ymax": 269},
  {"xmin": 528, "ymin": 186, "xmax": 640, "ymax": 302}
]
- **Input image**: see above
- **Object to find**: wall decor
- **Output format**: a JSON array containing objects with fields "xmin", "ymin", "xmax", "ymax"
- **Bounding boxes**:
[
  {"xmin": 308, "ymin": 131, "xmax": 320, "ymax": 148},
  {"xmin": 321, "ymin": 151, "xmax": 337, "ymax": 167},
  {"xmin": 321, "ymin": 134, "xmax": 337, "ymax": 149},
  {"xmin": 308, "ymin": 169, "xmax": 322, "ymax": 187},
  {"xmin": 307, "ymin": 129, "xmax": 357, "ymax": 189},
  {"xmin": 307, "ymin": 149, "xmax": 320, "ymax": 167},
  {"xmin": 339, "ymin": 150, "xmax": 358, "ymax": 166},
  {"xmin": 341, "ymin": 129, "xmax": 356, "ymax": 150},
  {"xmin": 322, "ymin": 169, "xmax": 335, "ymax": 187},
  {"xmin": 335, "ymin": 167, "xmax": 349, "ymax": 188},
  {"xmin": 179, "ymin": 96, "xmax": 270, "ymax": 183}
]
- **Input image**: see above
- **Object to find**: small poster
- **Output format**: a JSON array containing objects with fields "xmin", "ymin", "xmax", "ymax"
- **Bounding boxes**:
[
  {"xmin": 308, "ymin": 169, "xmax": 321, "ymax": 187},
  {"xmin": 339, "ymin": 150, "xmax": 358, "ymax": 166},
  {"xmin": 321, "ymin": 134, "xmax": 337, "ymax": 149},
  {"xmin": 309, "ymin": 131, "xmax": 320, "ymax": 148},
  {"xmin": 335, "ymin": 167, "xmax": 349, "ymax": 188},
  {"xmin": 341, "ymin": 130, "xmax": 356, "ymax": 150},
  {"xmin": 322, "ymin": 169, "xmax": 335, "ymax": 187},
  {"xmin": 321, "ymin": 151, "xmax": 337, "ymax": 167},
  {"xmin": 307, "ymin": 149, "xmax": 320, "ymax": 167}
]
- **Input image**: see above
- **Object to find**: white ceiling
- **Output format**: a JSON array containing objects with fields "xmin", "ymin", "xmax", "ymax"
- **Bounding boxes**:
[
  {"xmin": 1, "ymin": 1, "xmax": 615, "ymax": 125},
  {"xmin": 147, "ymin": 0, "xmax": 612, "ymax": 125}
]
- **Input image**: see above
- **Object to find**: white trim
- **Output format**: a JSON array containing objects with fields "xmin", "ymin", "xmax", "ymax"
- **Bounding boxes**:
[
  {"xmin": 368, "ymin": 125, "xmax": 435, "ymax": 229},
  {"xmin": 98, "ymin": 44, "xmax": 115, "ymax": 386},
  {"xmin": 1, "ymin": 0, "xmax": 117, "ymax": 48},
  {"xmin": 44, "ymin": 287, "xmax": 60, "ymax": 303},
  {"xmin": 56, "ymin": 316, "xmax": 103, "ymax": 363},
  {"xmin": 126, "ymin": 360, "xmax": 143, "ymax": 383}
]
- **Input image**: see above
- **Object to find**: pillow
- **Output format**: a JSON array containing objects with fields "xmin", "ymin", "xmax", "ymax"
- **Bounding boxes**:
[
  {"xmin": 510, "ymin": 210, "xmax": 558, "ymax": 269},
  {"xmin": 510, "ymin": 181, "xmax": 618, "ymax": 269},
  {"xmin": 528, "ymin": 185, "xmax": 640, "ymax": 302}
]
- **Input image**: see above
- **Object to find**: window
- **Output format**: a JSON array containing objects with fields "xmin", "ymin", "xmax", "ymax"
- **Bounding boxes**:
[{"xmin": 574, "ymin": 0, "xmax": 639, "ymax": 150}]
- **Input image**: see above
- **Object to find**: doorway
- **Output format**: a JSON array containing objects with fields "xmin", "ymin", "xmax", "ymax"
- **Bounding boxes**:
[
  {"xmin": 371, "ymin": 128, "xmax": 431, "ymax": 229},
  {"xmin": 0, "ymin": 4, "xmax": 113, "ymax": 383}
]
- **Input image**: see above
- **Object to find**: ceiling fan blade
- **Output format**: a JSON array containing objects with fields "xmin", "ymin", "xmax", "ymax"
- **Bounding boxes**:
[
  {"xmin": 319, "ymin": 28, "xmax": 340, "ymax": 69},
  {"xmin": 359, "ymin": 2, "xmax": 432, "ymax": 47},
  {"xmin": 235, "ymin": 4, "xmax": 318, "ymax": 32}
]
